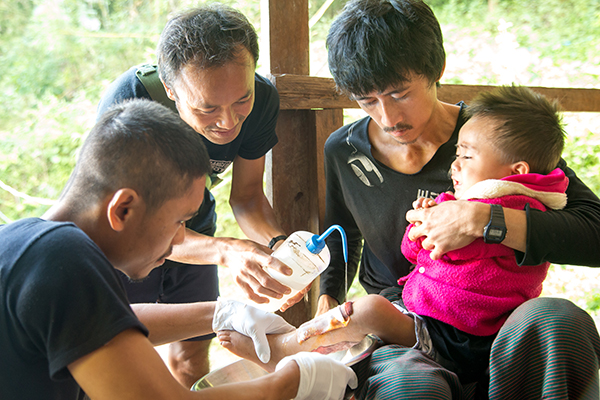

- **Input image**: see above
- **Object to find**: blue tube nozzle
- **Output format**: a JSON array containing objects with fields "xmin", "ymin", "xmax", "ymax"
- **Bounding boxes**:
[{"xmin": 305, "ymin": 224, "xmax": 348, "ymax": 263}]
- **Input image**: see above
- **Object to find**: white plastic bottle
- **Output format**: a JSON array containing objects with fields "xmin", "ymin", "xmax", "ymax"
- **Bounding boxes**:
[{"xmin": 254, "ymin": 225, "xmax": 347, "ymax": 312}]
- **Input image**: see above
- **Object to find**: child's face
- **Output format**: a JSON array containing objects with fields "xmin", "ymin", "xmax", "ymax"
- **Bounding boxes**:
[{"xmin": 451, "ymin": 117, "xmax": 516, "ymax": 199}]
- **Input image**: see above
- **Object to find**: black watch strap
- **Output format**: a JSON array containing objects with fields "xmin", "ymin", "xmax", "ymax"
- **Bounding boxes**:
[
  {"xmin": 483, "ymin": 204, "xmax": 507, "ymax": 244},
  {"xmin": 268, "ymin": 235, "xmax": 288, "ymax": 249}
]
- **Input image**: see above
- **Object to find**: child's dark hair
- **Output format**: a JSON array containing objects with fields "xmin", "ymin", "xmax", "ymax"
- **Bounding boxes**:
[{"xmin": 465, "ymin": 86, "xmax": 565, "ymax": 174}]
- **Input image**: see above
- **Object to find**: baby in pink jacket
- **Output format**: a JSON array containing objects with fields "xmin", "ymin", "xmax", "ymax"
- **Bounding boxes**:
[
  {"xmin": 400, "ymin": 169, "xmax": 567, "ymax": 336},
  {"xmin": 395, "ymin": 85, "xmax": 568, "ymax": 383}
]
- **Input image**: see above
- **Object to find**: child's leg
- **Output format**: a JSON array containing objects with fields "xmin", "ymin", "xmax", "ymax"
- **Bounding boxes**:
[{"xmin": 217, "ymin": 294, "xmax": 417, "ymax": 372}]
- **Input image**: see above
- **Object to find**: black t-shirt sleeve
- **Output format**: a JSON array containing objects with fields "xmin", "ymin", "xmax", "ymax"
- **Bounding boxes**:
[
  {"xmin": 518, "ymin": 158, "xmax": 600, "ymax": 267},
  {"xmin": 8, "ymin": 225, "xmax": 147, "ymax": 380},
  {"xmin": 237, "ymin": 74, "xmax": 280, "ymax": 160},
  {"xmin": 96, "ymin": 66, "xmax": 152, "ymax": 120},
  {"xmin": 319, "ymin": 127, "xmax": 364, "ymax": 304}
]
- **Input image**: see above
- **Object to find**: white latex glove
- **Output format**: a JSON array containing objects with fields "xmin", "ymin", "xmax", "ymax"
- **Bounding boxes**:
[
  {"xmin": 212, "ymin": 297, "xmax": 294, "ymax": 363},
  {"xmin": 276, "ymin": 352, "xmax": 358, "ymax": 400}
]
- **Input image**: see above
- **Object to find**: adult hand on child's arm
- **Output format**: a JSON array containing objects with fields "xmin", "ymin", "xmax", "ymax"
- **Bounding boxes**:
[
  {"xmin": 406, "ymin": 200, "xmax": 527, "ymax": 260},
  {"xmin": 411, "ymin": 197, "xmax": 437, "ymax": 227}
]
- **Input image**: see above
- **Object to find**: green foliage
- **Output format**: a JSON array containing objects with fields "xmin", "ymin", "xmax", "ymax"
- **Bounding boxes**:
[
  {"xmin": 431, "ymin": 0, "xmax": 600, "ymax": 65},
  {"xmin": 1, "ymin": 1, "xmax": 600, "ymax": 315},
  {"xmin": 0, "ymin": 92, "xmax": 91, "ymax": 220},
  {"xmin": 562, "ymin": 130, "xmax": 600, "ymax": 196},
  {"xmin": 1, "ymin": 0, "xmax": 599, "ymax": 318},
  {"xmin": 0, "ymin": 0, "xmax": 260, "ymax": 223},
  {"xmin": 584, "ymin": 291, "xmax": 600, "ymax": 313},
  {"xmin": 213, "ymin": 169, "xmax": 245, "ymax": 239},
  {"xmin": 309, "ymin": 0, "xmax": 347, "ymax": 39}
]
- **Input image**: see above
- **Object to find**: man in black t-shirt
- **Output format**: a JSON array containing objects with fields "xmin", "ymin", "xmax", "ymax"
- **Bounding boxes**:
[
  {"xmin": 318, "ymin": 0, "xmax": 600, "ymax": 398},
  {"xmin": 97, "ymin": 5, "xmax": 295, "ymax": 386},
  {"xmin": 0, "ymin": 99, "xmax": 357, "ymax": 400}
]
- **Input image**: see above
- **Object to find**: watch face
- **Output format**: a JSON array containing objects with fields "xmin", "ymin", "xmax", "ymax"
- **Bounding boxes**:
[
  {"xmin": 484, "ymin": 204, "xmax": 506, "ymax": 243},
  {"xmin": 484, "ymin": 225, "xmax": 506, "ymax": 243},
  {"xmin": 488, "ymin": 227, "xmax": 504, "ymax": 238}
]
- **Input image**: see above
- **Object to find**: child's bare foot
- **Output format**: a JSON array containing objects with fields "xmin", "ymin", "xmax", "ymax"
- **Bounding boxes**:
[
  {"xmin": 216, "ymin": 330, "xmax": 299, "ymax": 372},
  {"xmin": 216, "ymin": 329, "xmax": 361, "ymax": 375},
  {"xmin": 216, "ymin": 296, "xmax": 412, "ymax": 374}
]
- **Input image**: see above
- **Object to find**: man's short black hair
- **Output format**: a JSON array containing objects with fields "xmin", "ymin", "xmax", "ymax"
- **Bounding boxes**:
[
  {"xmin": 327, "ymin": 0, "xmax": 445, "ymax": 97},
  {"xmin": 157, "ymin": 3, "xmax": 259, "ymax": 89},
  {"xmin": 66, "ymin": 99, "xmax": 211, "ymax": 213}
]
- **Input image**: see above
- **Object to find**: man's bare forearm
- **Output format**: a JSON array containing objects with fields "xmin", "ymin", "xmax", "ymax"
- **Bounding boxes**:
[
  {"xmin": 168, "ymin": 229, "xmax": 230, "ymax": 265},
  {"xmin": 230, "ymin": 194, "xmax": 286, "ymax": 246},
  {"xmin": 132, "ymin": 302, "xmax": 216, "ymax": 345}
]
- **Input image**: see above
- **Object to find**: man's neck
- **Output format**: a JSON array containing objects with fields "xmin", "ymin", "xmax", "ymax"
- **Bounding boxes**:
[{"xmin": 43, "ymin": 200, "xmax": 110, "ymax": 256}]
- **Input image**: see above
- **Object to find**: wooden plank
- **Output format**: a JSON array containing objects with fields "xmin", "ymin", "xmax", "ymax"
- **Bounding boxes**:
[
  {"xmin": 272, "ymin": 74, "xmax": 600, "ymax": 112},
  {"xmin": 314, "ymin": 109, "xmax": 344, "ymax": 231},
  {"xmin": 265, "ymin": 0, "xmax": 312, "ymax": 326},
  {"xmin": 267, "ymin": 0, "xmax": 309, "ymax": 75},
  {"xmin": 311, "ymin": 109, "xmax": 344, "ymax": 316},
  {"xmin": 266, "ymin": 110, "xmax": 319, "ymax": 326},
  {"xmin": 267, "ymin": 110, "xmax": 319, "ymax": 235},
  {"xmin": 272, "ymin": 74, "xmax": 358, "ymax": 109},
  {"xmin": 438, "ymin": 84, "xmax": 600, "ymax": 113}
]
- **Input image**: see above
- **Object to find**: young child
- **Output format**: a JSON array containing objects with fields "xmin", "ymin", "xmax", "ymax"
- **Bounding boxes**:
[
  {"xmin": 396, "ymin": 84, "xmax": 568, "ymax": 383},
  {"xmin": 217, "ymin": 85, "xmax": 568, "ymax": 386}
]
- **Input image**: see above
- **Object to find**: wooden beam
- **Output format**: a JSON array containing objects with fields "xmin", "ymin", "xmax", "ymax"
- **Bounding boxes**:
[
  {"xmin": 438, "ymin": 84, "xmax": 600, "ymax": 113},
  {"xmin": 265, "ymin": 0, "xmax": 314, "ymax": 326},
  {"xmin": 272, "ymin": 74, "xmax": 357, "ymax": 109},
  {"xmin": 266, "ymin": 110, "xmax": 319, "ymax": 235},
  {"xmin": 272, "ymin": 74, "xmax": 600, "ymax": 113},
  {"xmin": 267, "ymin": 0, "xmax": 309, "ymax": 75}
]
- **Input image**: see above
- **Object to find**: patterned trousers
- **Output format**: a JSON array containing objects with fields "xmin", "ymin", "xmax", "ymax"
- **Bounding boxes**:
[{"xmin": 351, "ymin": 297, "xmax": 600, "ymax": 400}]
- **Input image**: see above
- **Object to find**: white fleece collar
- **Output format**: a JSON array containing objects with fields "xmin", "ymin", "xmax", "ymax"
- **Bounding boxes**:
[{"xmin": 460, "ymin": 179, "xmax": 567, "ymax": 210}]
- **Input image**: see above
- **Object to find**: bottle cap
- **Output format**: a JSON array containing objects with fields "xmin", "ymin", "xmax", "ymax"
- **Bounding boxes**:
[{"xmin": 306, "ymin": 224, "xmax": 348, "ymax": 262}]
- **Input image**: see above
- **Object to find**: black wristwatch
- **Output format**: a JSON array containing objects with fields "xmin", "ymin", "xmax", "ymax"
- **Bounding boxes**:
[
  {"xmin": 483, "ymin": 204, "xmax": 507, "ymax": 244},
  {"xmin": 268, "ymin": 235, "xmax": 288, "ymax": 249}
]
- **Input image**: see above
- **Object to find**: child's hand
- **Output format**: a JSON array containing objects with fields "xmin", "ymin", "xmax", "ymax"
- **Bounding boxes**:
[
  {"xmin": 413, "ymin": 197, "xmax": 437, "ymax": 210},
  {"xmin": 411, "ymin": 198, "xmax": 437, "ymax": 227}
]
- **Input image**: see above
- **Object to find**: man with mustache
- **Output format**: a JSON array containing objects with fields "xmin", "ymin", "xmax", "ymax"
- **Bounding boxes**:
[{"xmin": 318, "ymin": 0, "xmax": 600, "ymax": 398}]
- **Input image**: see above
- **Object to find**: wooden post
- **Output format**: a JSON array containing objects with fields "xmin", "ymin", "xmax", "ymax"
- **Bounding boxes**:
[
  {"xmin": 266, "ymin": 0, "xmax": 309, "ymax": 75},
  {"xmin": 264, "ymin": 0, "xmax": 314, "ymax": 326},
  {"xmin": 311, "ymin": 108, "xmax": 344, "ymax": 316}
]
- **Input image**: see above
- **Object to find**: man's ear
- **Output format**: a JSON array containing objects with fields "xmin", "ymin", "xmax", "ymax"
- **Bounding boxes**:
[
  {"xmin": 438, "ymin": 60, "xmax": 446, "ymax": 83},
  {"xmin": 511, "ymin": 161, "xmax": 530, "ymax": 175},
  {"xmin": 163, "ymin": 80, "xmax": 176, "ymax": 102},
  {"xmin": 106, "ymin": 188, "xmax": 142, "ymax": 232}
]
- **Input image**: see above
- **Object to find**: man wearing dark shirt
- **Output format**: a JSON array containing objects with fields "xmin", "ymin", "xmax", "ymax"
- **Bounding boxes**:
[
  {"xmin": 97, "ymin": 5, "xmax": 295, "ymax": 386},
  {"xmin": 318, "ymin": 0, "xmax": 600, "ymax": 398},
  {"xmin": 0, "ymin": 99, "xmax": 356, "ymax": 400}
]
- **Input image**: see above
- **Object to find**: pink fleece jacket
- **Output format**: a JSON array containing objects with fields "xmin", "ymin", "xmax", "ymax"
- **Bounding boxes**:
[{"xmin": 399, "ymin": 168, "xmax": 569, "ymax": 336}]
